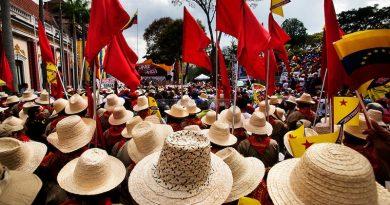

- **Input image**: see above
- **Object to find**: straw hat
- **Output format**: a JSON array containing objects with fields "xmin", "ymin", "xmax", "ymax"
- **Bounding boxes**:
[
  {"xmin": 0, "ymin": 107, "xmax": 8, "ymax": 113},
  {"xmin": 47, "ymin": 116, "xmax": 96, "ymax": 153},
  {"xmin": 2, "ymin": 116, "xmax": 25, "ymax": 127},
  {"xmin": 5, "ymin": 95, "xmax": 19, "ymax": 105},
  {"xmin": 296, "ymin": 119, "xmax": 312, "ymax": 128},
  {"xmin": 219, "ymin": 106, "xmax": 245, "ymax": 128},
  {"xmin": 269, "ymin": 95, "xmax": 281, "ymax": 105},
  {"xmin": 344, "ymin": 114, "xmax": 369, "ymax": 140},
  {"xmin": 177, "ymin": 95, "xmax": 191, "ymax": 107},
  {"xmin": 202, "ymin": 121, "xmax": 237, "ymax": 146},
  {"xmin": 274, "ymin": 107, "xmax": 286, "ymax": 121},
  {"xmin": 296, "ymin": 93, "xmax": 315, "ymax": 104},
  {"xmin": 51, "ymin": 98, "xmax": 69, "ymax": 116},
  {"xmin": 65, "ymin": 94, "xmax": 88, "ymax": 114},
  {"xmin": 35, "ymin": 90, "xmax": 55, "ymax": 105},
  {"xmin": 108, "ymin": 107, "xmax": 134, "ymax": 126},
  {"xmin": 126, "ymin": 121, "xmax": 173, "ymax": 163},
  {"xmin": 243, "ymin": 112, "xmax": 273, "ymax": 136},
  {"xmin": 255, "ymin": 101, "xmax": 276, "ymax": 116},
  {"xmin": 121, "ymin": 116, "xmax": 143, "ymax": 138},
  {"xmin": 0, "ymin": 164, "xmax": 42, "ymax": 204},
  {"xmin": 97, "ymin": 108, "xmax": 107, "ymax": 118},
  {"xmin": 201, "ymin": 110, "xmax": 217, "ymax": 126},
  {"xmin": 145, "ymin": 115, "xmax": 161, "ymax": 124},
  {"xmin": 268, "ymin": 143, "xmax": 390, "ymax": 205},
  {"xmin": 128, "ymin": 130, "xmax": 233, "ymax": 205},
  {"xmin": 57, "ymin": 148, "xmax": 126, "ymax": 195},
  {"xmin": 0, "ymin": 124, "xmax": 23, "ymax": 137},
  {"xmin": 283, "ymin": 128, "xmax": 319, "ymax": 157},
  {"xmin": 104, "ymin": 94, "xmax": 125, "ymax": 112},
  {"xmin": 216, "ymin": 147, "xmax": 265, "ymax": 202},
  {"xmin": 199, "ymin": 93, "xmax": 208, "ymax": 100},
  {"xmin": 20, "ymin": 90, "xmax": 37, "ymax": 102},
  {"xmin": 184, "ymin": 125, "xmax": 201, "ymax": 131},
  {"xmin": 285, "ymin": 96, "xmax": 297, "ymax": 105},
  {"xmin": 0, "ymin": 92, "xmax": 8, "ymax": 98},
  {"xmin": 186, "ymin": 101, "xmax": 201, "ymax": 114},
  {"xmin": 368, "ymin": 109, "xmax": 386, "ymax": 127},
  {"xmin": 165, "ymin": 104, "xmax": 189, "ymax": 118},
  {"xmin": 133, "ymin": 95, "xmax": 149, "ymax": 112},
  {"xmin": 0, "ymin": 137, "xmax": 47, "ymax": 173}
]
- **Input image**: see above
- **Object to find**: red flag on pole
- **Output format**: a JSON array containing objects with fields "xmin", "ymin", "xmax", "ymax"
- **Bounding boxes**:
[
  {"xmin": 115, "ymin": 33, "xmax": 140, "ymax": 80},
  {"xmin": 85, "ymin": 0, "xmax": 130, "ymax": 64},
  {"xmin": 268, "ymin": 13, "xmax": 291, "ymax": 72},
  {"xmin": 182, "ymin": 7, "xmax": 212, "ymax": 72},
  {"xmin": 217, "ymin": 45, "xmax": 232, "ymax": 105},
  {"xmin": 103, "ymin": 34, "xmax": 140, "ymax": 91},
  {"xmin": 324, "ymin": 0, "xmax": 350, "ymax": 97},
  {"xmin": 38, "ymin": 20, "xmax": 58, "ymax": 84},
  {"xmin": 50, "ymin": 72, "xmax": 64, "ymax": 99},
  {"xmin": 216, "ymin": 0, "xmax": 244, "ymax": 39},
  {"xmin": 0, "ymin": 33, "xmax": 14, "ymax": 91}
]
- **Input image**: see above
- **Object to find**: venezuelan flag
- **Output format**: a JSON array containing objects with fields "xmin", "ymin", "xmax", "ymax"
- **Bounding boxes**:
[{"xmin": 333, "ymin": 29, "xmax": 390, "ymax": 88}]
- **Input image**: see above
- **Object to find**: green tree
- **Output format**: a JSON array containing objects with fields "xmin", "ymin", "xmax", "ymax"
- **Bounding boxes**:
[
  {"xmin": 337, "ymin": 4, "xmax": 390, "ymax": 34},
  {"xmin": 306, "ymin": 32, "xmax": 323, "ymax": 48},
  {"xmin": 282, "ymin": 18, "xmax": 308, "ymax": 48}
]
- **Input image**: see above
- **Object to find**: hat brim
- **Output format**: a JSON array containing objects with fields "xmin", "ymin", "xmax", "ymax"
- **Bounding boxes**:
[
  {"xmin": 219, "ymin": 110, "xmax": 244, "ymax": 128},
  {"xmin": 64, "ymin": 104, "xmax": 88, "ymax": 115},
  {"xmin": 200, "ymin": 116, "xmax": 215, "ymax": 126},
  {"xmin": 21, "ymin": 95, "xmax": 38, "ymax": 102},
  {"xmin": 47, "ymin": 118, "xmax": 96, "ymax": 153},
  {"xmin": 133, "ymin": 104, "xmax": 149, "ymax": 112},
  {"xmin": 243, "ymin": 119, "xmax": 273, "ymax": 136},
  {"xmin": 202, "ymin": 130, "xmax": 237, "ymax": 147},
  {"xmin": 225, "ymin": 157, "xmax": 265, "ymax": 202},
  {"xmin": 164, "ymin": 110, "xmax": 189, "ymax": 118},
  {"xmin": 188, "ymin": 107, "xmax": 202, "ymax": 114},
  {"xmin": 15, "ymin": 141, "xmax": 47, "ymax": 173},
  {"xmin": 108, "ymin": 111, "xmax": 134, "ymax": 126},
  {"xmin": 255, "ymin": 105, "xmax": 276, "ymax": 117},
  {"xmin": 57, "ymin": 155, "xmax": 126, "ymax": 195},
  {"xmin": 344, "ymin": 125, "xmax": 368, "ymax": 140},
  {"xmin": 35, "ymin": 98, "xmax": 55, "ymax": 105},
  {"xmin": 127, "ymin": 124, "xmax": 173, "ymax": 163},
  {"xmin": 128, "ymin": 152, "xmax": 233, "ymax": 205},
  {"xmin": 121, "ymin": 128, "xmax": 132, "ymax": 139},
  {"xmin": 0, "ymin": 170, "xmax": 42, "ymax": 204},
  {"xmin": 296, "ymin": 99, "xmax": 315, "ymax": 104},
  {"xmin": 104, "ymin": 98, "xmax": 126, "ymax": 111}
]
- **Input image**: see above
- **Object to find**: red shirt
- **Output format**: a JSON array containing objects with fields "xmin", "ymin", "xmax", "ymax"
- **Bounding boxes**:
[{"xmin": 103, "ymin": 125, "xmax": 126, "ymax": 153}]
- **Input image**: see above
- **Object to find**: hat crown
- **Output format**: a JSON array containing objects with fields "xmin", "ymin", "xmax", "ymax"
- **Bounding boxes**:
[
  {"xmin": 137, "ymin": 96, "xmax": 148, "ymax": 106},
  {"xmin": 6, "ymin": 96, "xmax": 19, "ymax": 104},
  {"xmin": 0, "ymin": 138, "xmax": 30, "ymax": 170},
  {"xmin": 186, "ymin": 101, "xmax": 198, "ymax": 113},
  {"xmin": 3, "ymin": 116, "xmax": 23, "ymax": 127},
  {"xmin": 113, "ymin": 107, "xmax": 126, "ymax": 120},
  {"xmin": 171, "ymin": 104, "xmax": 188, "ymax": 116},
  {"xmin": 249, "ymin": 112, "xmax": 266, "ymax": 127},
  {"xmin": 226, "ymin": 106, "xmax": 242, "ymax": 123},
  {"xmin": 258, "ymin": 101, "xmax": 273, "ymax": 113},
  {"xmin": 39, "ymin": 91, "xmax": 49, "ymax": 101},
  {"xmin": 216, "ymin": 148, "xmax": 247, "ymax": 182},
  {"xmin": 57, "ymin": 116, "xmax": 87, "ymax": 141},
  {"xmin": 126, "ymin": 116, "xmax": 142, "ymax": 134},
  {"xmin": 210, "ymin": 121, "xmax": 230, "ymax": 140},
  {"xmin": 53, "ymin": 99, "xmax": 68, "ymax": 113},
  {"xmin": 106, "ymin": 94, "xmax": 120, "ymax": 106},
  {"xmin": 368, "ymin": 109, "xmax": 382, "ymax": 121},
  {"xmin": 153, "ymin": 130, "xmax": 211, "ymax": 193},
  {"xmin": 131, "ymin": 122, "xmax": 159, "ymax": 153},
  {"xmin": 290, "ymin": 143, "xmax": 378, "ymax": 204},
  {"xmin": 69, "ymin": 94, "xmax": 87, "ymax": 108},
  {"xmin": 73, "ymin": 148, "xmax": 110, "ymax": 188},
  {"xmin": 298, "ymin": 93, "xmax": 313, "ymax": 102},
  {"xmin": 22, "ymin": 90, "xmax": 33, "ymax": 98}
]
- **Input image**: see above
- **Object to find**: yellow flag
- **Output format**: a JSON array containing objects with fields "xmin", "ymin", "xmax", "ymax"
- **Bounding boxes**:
[
  {"xmin": 238, "ymin": 197, "xmax": 261, "ymax": 205},
  {"xmin": 0, "ymin": 79, "xmax": 5, "ymax": 86},
  {"xmin": 289, "ymin": 125, "xmax": 305, "ymax": 139},
  {"xmin": 46, "ymin": 62, "xmax": 58, "ymax": 83},
  {"xmin": 358, "ymin": 79, "xmax": 390, "ymax": 101},
  {"xmin": 148, "ymin": 96, "xmax": 162, "ymax": 119},
  {"xmin": 271, "ymin": 0, "xmax": 290, "ymax": 17},
  {"xmin": 289, "ymin": 128, "xmax": 340, "ymax": 157},
  {"xmin": 333, "ymin": 97, "xmax": 360, "ymax": 126}
]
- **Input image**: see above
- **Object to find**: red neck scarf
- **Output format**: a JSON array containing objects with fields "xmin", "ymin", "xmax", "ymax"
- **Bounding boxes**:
[{"xmin": 248, "ymin": 135, "xmax": 271, "ymax": 155}]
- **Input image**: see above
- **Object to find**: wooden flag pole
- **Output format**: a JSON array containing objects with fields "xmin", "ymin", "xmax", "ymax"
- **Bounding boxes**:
[
  {"xmin": 329, "ymin": 96, "xmax": 334, "ymax": 133},
  {"xmin": 265, "ymin": 50, "xmax": 271, "ymax": 121},
  {"xmin": 313, "ymin": 69, "xmax": 328, "ymax": 127},
  {"xmin": 57, "ymin": 70, "xmax": 69, "ymax": 100},
  {"xmin": 215, "ymin": 31, "xmax": 219, "ymax": 118},
  {"xmin": 355, "ymin": 90, "xmax": 373, "ymax": 129},
  {"xmin": 231, "ymin": 58, "xmax": 239, "ymax": 134},
  {"xmin": 92, "ymin": 60, "xmax": 98, "ymax": 147}
]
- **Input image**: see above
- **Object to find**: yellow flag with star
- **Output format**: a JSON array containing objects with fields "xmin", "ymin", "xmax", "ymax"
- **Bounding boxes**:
[
  {"xmin": 270, "ymin": 0, "xmax": 291, "ymax": 17},
  {"xmin": 333, "ymin": 97, "xmax": 360, "ymax": 126},
  {"xmin": 289, "ymin": 127, "xmax": 341, "ymax": 157}
]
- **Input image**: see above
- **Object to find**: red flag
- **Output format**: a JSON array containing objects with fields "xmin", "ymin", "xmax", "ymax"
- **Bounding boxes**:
[
  {"xmin": 182, "ymin": 7, "xmax": 212, "ymax": 72},
  {"xmin": 85, "ymin": 0, "xmax": 130, "ymax": 64},
  {"xmin": 38, "ymin": 21, "xmax": 55, "ymax": 63},
  {"xmin": 216, "ymin": 0, "xmax": 244, "ymax": 38},
  {"xmin": 103, "ymin": 34, "xmax": 140, "ymax": 91},
  {"xmin": 324, "ymin": 0, "xmax": 350, "ymax": 97},
  {"xmin": 0, "ymin": 33, "xmax": 14, "ymax": 91},
  {"xmin": 217, "ymin": 45, "xmax": 232, "ymax": 105},
  {"xmin": 50, "ymin": 72, "xmax": 64, "ymax": 99},
  {"xmin": 115, "ymin": 33, "xmax": 140, "ymax": 79},
  {"xmin": 86, "ymin": 85, "xmax": 94, "ymax": 117},
  {"xmin": 254, "ymin": 50, "xmax": 277, "ymax": 94},
  {"xmin": 268, "ymin": 13, "xmax": 291, "ymax": 72}
]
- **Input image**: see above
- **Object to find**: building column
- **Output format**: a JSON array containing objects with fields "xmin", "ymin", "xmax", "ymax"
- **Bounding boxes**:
[{"xmin": 27, "ymin": 40, "xmax": 40, "ymax": 90}]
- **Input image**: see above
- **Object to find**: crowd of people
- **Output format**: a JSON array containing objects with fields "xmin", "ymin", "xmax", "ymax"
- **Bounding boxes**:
[{"xmin": 0, "ymin": 80, "xmax": 389, "ymax": 205}]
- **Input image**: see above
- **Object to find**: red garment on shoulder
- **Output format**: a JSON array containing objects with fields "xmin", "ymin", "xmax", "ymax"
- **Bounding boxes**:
[
  {"xmin": 248, "ymin": 179, "xmax": 274, "ymax": 205},
  {"xmin": 104, "ymin": 125, "xmax": 125, "ymax": 152},
  {"xmin": 50, "ymin": 115, "xmax": 66, "ymax": 131},
  {"xmin": 248, "ymin": 135, "xmax": 271, "ymax": 155},
  {"xmin": 17, "ymin": 132, "xmax": 30, "ymax": 142},
  {"xmin": 169, "ymin": 122, "xmax": 183, "ymax": 132},
  {"xmin": 298, "ymin": 108, "xmax": 315, "ymax": 122}
]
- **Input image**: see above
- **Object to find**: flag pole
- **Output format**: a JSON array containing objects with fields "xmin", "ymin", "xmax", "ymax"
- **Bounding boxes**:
[
  {"xmin": 57, "ymin": 70, "xmax": 69, "ymax": 99},
  {"xmin": 329, "ymin": 96, "xmax": 334, "ymax": 133},
  {"xmin": 231, "ymin": 58, "xmax": 239, "ymax": 134},
  {"xmin": 265, "ymin": 50, "xmax": 271, "ymax": 121},
  {"xmin": 136, "ymin": 9, "xmax": 139, "ymax": 56},
  {"xmin": 92, "ymin": 60, "xmax": 98, "ymax": 147},
  {"xmin": 78, "ymin": 57, "xmax": 85, "ymax": 90},
  {"xmin": 313, "ymin": 69, "xmax": 327, "ymax": 127},
  {"xmin": 355, "ymin": 90, "xmax": 373, "ymax": 129},
  {"xmin": 215, "ymin": 31, "xmax": 219, "ymax": 117}
]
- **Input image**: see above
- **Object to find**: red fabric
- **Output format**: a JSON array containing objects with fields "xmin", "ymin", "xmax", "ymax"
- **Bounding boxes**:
[
  {"xmin": 85, "ymin": 0, "xmax": 130, "ymax": 63},
  {"xmin": 86, "ymin": 85, "xmax": 94, "ymax": 117},
  {"xmin": 17, "ymin": 132, "xmax": 30, "ymax": 142},
  {"xmin": 324, "ymin": 0, "xmax": 351, "ymax": 97},
  {"xmin": 49, "ymin": 115, "xmax": 66, "ymax": 131},
  {"xmin": 182, "ymin": 7, "xmax": 212, "ymax": 72},
  {"xmin": 103, "ymin": 33, "xmax": 140, "ymax": 90},
  {"xmin": 103, "ymin": 125, "xmax": 125, "ymax": 152},
  {"xmin": 116, "ymin": 33, "xmax": 140, "ymax": 80},
  {"xmin": 248, "ymin": 135, "xmax": 271, "ymax": 155},
  {"xmin": 95, "ymin": 114, "xmax": 105, "ymax": 148},
  {"xmin": 216, "ymin": 0, "xmax": 244, "ymax": 38},
  {"xmin": 253, "ymin": 50, "xmax": 277, "ymax": 94},
  {"xmin": 38, "ymin": 20, "xmax": 55, "ymax": 63},
  {"xmin": 268, "ymin": 13, "xmax": 291, "ymax": 72},
  {"xmin": 60, "ymin": 198, "xmax": 112, "ymax": 205},
  {"xmin": 50, "ymin": 72, "xmax": 64, "ymax": 99},
  {"xmin": 249, "ymin": 179, "xmax": 274, "ymax": 205},
  {"xmin": 217, "ymin": 45, "xmax": 232, "ymax": 103},
  {"xmin": 0, "ymin": 33, "xmax": 14, "ymax": 91}
]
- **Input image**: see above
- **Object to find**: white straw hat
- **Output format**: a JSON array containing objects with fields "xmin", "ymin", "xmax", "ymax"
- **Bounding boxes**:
[
  {"xmin": 296, "ymin": 93, "xmax": 315, "ymax": 104},
  {"xmin": 121, "ymin": 116, "xmax": 143, "ymax": 138},
  {"xmin": 144, "ymin": 115, "xmax": 161, "ymax": 124},
  {"xmin": 2, "ymin": 116, "xmax": 25, "ymax": 127},
  {"xmin": 0, "ymin": 165, "xmax": 42, "ymax": 204},
  {"xmin": 0, "ymin": 137, "xmax": 47, "ymax": 173},
  {"xmin": 0, "ymin": 92, "xmax": 8, "ymax": 98},
  {"xmin": 344, "ymin": 114, "xmax": 369, "ymax": 140},
  {"xmin": 108, "ymin": 106, "xmax": 134, "ymax": 126},
  {"xmin": 201, "ymin": 110, "xmax": 217, "ymax": 126},
  {"xmin": 268, "ymin": 143, "xmax": 390, "ymax": 205},
  {"xmin": 133, "ymin": 95, "xmax": 149, "ymax": 112},
  {"xmin": 177, "ymin": 95, "xmax": 191, "ymax": 107},
  {"xmin": 18, "ymin": 110, "xmax": 28, "ymax": 122},
  {"xmin": 216, "ymin": 147, "xmax": 265, "ymax": 202},
  {"xmin": 274, "ymin": 107, "xmax": 286, "ymax": 121},
  {"xmin": 165, "ymin": 104, "xmax": 189, "ymax": 118},
  {"xmin": 20, "ymin": 90, "xmax": 37, "ymax": 102},
  {"xmin": 127, "ymin": 121, "xmax": 173, "ymax": 163},
  {"xmin": 255, "ymin": 101, "xmax": 276, "ymax": 116},
  {"xmin": 47, "ymin": 115, "xmax": 96, "ymax": 153},
  {"xmin": 219, "ymin": 106, "xmax": 245, "ymax": 128},
  {"xmin": 269, "ymin": 95, "xmax": 281, "ymax": 105},
  {"xmin": 128, "ymin": 130, "xmax": 233, "ymax": 205},
  {"xmin": 368, "ymin": 109, "xmax": 386, "ymax": 126},
  {"xmin": 5, "ymin": 95, "xmax": 19, "ymax": 105},
  {"xmin": 202, "ymin": 121, "xmax": 237, "ymax": 146},
  {"xmin": 35, "ymin": 90, "xmax": 54, "ymax": 105},
  {"xmin": 104, "ymin": 94, "xmax": 125, "ymax": 112},
  {"xmin": 243, "ymin": 112, "xmax": 273, "ymax": 136},
  {"xmin": 57, "ymin": 148, "xmax": 126, "ymax": 195},
  {"xmin": 51, "ymin": 98, "xmax": 69, "ymax": 117},
  {"xmin": 285, "ymin": 96, "xmax": 297, "ymax": 105},
  {"xmin": 184, "ymin": 125, "xmax": 201, "ymax": 131},
  {"xmin": 186, "ymin": 101, "xmax": 201, "ymax": 114},
  {"xmin": 65, "ymin": 94, "xmax": 88, "ymax": 114}
]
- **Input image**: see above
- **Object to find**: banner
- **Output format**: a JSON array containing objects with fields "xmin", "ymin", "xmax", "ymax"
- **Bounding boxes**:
[
  {"xmin": 333, "ymin": 97, "xmax": 360, "ymax": 126},
  {"xmin": 270, "ymin": 0, "xmax": 291, "ymax": 17}
]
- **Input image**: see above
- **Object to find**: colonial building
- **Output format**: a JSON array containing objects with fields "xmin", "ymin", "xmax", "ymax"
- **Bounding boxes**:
[{"xmin": 0, "ymin": 0, "xmax": 76, "ymax": 91}]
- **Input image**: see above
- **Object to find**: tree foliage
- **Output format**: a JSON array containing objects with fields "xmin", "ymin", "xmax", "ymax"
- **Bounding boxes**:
[
  {"xmin": 282, "ymin": 18, "xmax": 308, "ymax": 48},
  {"xmin": 337, "ymin": 4, "xmax": 390, "ymax": 34}
]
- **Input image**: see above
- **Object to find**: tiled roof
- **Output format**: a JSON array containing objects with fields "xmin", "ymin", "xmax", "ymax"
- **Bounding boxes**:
[{"xmin": 10, "ymin": 0, "xmax": 56, "ymax": 25}]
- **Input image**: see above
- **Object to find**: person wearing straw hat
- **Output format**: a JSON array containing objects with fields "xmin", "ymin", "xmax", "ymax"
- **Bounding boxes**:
[
  {"xmin": 4, "ymin": 95, "xmax": 20, "ymax": 118},
  {"xmin": 286, "ymin": 93, "xmax": 316, "ymax": 130},
  {"xmin": 20, "ymin": 89, "xmax": 38, "ymax": 103},
  {"xmin": 282, "ymin": 95, "xmax": 297, "ymax": 117},
  {"xmin": 1, "ymin": 116, "xmax": 28, "ymax": 141},
  {"xmin": 216, "ymin": 147, "xmax": 265, "ymax": 204},
  {"xmin": 0, "ymin": 92, "xmax": 8, "ymax": 107},
  {"xmin": 132, "ymin": 95, "xmax": 151, "ymax": 120},
  {"xmin": 56, "ymin": 148, "xmax": 126, "ymax": 204},
  {"xmin": 128, "ymin": 130, "xmax": 233, "ymax": 205},
  {"xmin": 182, "ymin": 100, "xmax": 203, "ymax": 128},
  {"xmin": 35, "ymin": 89, "xmax": 55, "ymax": 108},
  {"xmin": 64, "ymin": 94, "xmax": 88, "ymax": 117},
  {"xmin": 0, "ymin": 163, "xmax": 43, "ymax": 204},
  {"xmin": 45, "ymin": 98, "xmax": 69, "ymax": 137},
  {"xmin": 103, "ymin": 106, "xmax": 134, "ymax": 155},
  {"xmin": 219, "ymin": 106, "xmax": 247, "ymax": 143},
  {"xmin": 267, "ymin": 143, "xmax": 390, "ymax": 205},
  {"xmin": 201, "ymin": 110, "xmax": 217, "ymax": 128},
  {"xmin": 268, "ymin": 95, "xmax": 281, "ymax": 106},
  {"xmin": 202, "ymin": 121, "xmax": 238, "ymax": 153},
  {"xmin": 24, "ymin": 102, "xmax": 50, "ymax": 143},
  {"xmin": 101, "ymin": 94, "xmax": 126, "ymax": 131},
  {"xmin": 177, "ymin": 94, "xmax": 191, "ymax": 107},
  {"xmin": 239, "ymin": 112, "xmax": 279, "ymax": 168},
  {"xmin": 165, "ymin": 104, "xmax": 189, "ymax": 131}
]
